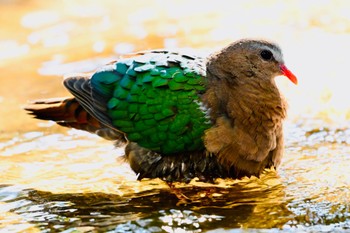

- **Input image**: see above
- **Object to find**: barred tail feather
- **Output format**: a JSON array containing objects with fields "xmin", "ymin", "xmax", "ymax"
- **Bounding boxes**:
[{"xmin": 25, "ymin": 97, "xmax": 126, "ymax": 142}]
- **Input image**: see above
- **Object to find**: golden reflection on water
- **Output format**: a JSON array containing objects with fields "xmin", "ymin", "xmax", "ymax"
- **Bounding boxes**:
[{"xmin": 1, "ymin": 0, "xmax": 350, "ymax": 232}]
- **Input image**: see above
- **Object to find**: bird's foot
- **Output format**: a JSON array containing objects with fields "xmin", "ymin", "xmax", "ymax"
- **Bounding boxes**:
[{"xmin": 166, "ymin": 182, "xmax": 192, "ymax": 203}]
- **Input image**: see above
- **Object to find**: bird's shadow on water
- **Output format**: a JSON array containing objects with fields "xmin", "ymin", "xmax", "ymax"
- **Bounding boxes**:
[{"xmin": 0, "ymin": 174, "xmax": 294, "ymax": 232}]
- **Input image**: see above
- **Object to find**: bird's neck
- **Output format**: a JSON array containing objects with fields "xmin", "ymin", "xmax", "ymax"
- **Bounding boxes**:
[
  {"xmin": 232, "ymin": 80, "xmax": 286, "ymax": 124},
  {"xmin": 204, "ymin": 79, "xmax": 287, "ymax": 127}
]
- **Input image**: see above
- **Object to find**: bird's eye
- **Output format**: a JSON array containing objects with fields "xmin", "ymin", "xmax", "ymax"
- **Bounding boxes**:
[{"xmin": 260, "ymin": 50, "xmax": 273, "ymax": 61}]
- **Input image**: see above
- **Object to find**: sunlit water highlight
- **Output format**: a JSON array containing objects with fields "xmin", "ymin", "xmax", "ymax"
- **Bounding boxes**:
[{"xmin": 2, "ymin": 123, "xmax": 350, "ymax": 232}]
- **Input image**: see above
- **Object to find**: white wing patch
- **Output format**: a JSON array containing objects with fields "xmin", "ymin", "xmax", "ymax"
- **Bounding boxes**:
[{"xmin": 194, "ymin": 100, "xmax": 212, "ymax": 124}]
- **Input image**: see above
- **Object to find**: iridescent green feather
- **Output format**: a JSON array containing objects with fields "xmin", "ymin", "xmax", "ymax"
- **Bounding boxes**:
[{"xmin": 91, "ymin": 52, "xmax": 211, "ymax": 154}]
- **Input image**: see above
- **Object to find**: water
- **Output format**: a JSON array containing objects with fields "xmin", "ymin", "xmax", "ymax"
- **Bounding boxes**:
[
  {"xmin": 2, "ymin": 124, "xmax": 350, "ymax": 232},
  {"xmin": 1, "ymin": 1, "xmax": 350, "ymax": 232}
]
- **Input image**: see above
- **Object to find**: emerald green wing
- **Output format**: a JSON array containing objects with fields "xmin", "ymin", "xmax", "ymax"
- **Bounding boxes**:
[{"xmin": 90, "ymin": 51, "xmax": 212, "ymax": 154}]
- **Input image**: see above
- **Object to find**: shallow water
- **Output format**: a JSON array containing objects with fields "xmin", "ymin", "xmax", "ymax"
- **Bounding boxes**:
[
  {"xmin": 1, "ymin": 1, "xmax": 350, "ymax": 232},
  {"xmin": 2, "ymin": 123, "xmax": 350, "ymax": 232}
]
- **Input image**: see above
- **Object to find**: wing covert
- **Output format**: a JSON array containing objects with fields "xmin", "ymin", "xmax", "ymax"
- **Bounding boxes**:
[{"xmin": 88, "ymin": 51, "xmax": 212, "ymax": 154}]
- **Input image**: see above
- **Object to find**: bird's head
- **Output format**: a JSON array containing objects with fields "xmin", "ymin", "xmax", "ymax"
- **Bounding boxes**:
[{"xmin": 207, "ymin": 39, "xmax": 297, "ymax": 85}]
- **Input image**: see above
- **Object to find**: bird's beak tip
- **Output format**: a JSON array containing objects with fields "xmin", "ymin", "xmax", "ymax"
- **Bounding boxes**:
[{"xmin": 280, "ymin": 64, "xmax": 298, "ymax": 85}]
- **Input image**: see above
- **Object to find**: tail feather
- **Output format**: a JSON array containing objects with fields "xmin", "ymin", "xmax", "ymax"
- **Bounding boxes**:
[
  {"xmin": 25, "ymin": 97, "xmax": 126, "ymax": 142},
  {"xmin": 25, "ymin": 98, "xmax": 81, "ymax": 122}
]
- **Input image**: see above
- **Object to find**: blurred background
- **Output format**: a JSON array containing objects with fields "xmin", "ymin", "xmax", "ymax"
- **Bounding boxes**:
[
  {"xmin": 1, "ymin": 0, "xmax": 350, "ymax": 232},
  {"xmin": 1, "ymin": 0, "xmax": 350, "ymax": 132}
]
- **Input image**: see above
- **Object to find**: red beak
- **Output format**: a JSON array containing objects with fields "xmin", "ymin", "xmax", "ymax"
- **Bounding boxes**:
[{"xmin": 280, "ymin": 64, "xmax": 298, "ymax": 85}]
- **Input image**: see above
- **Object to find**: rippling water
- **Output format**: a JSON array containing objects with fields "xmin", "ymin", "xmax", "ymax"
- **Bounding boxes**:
[
  {"xmin": 2, "ymin": 124, "xmax": 350, "ymax": 232},
  {"xmin": 1, "ymin": 1, "xmax": 350, "ymax": 232}
]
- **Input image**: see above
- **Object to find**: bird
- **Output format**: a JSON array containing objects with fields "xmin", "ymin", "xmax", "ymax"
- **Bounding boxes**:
[{"xmin": 25, "ymin": 39, "xmax": 297, "ymax": 183}]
